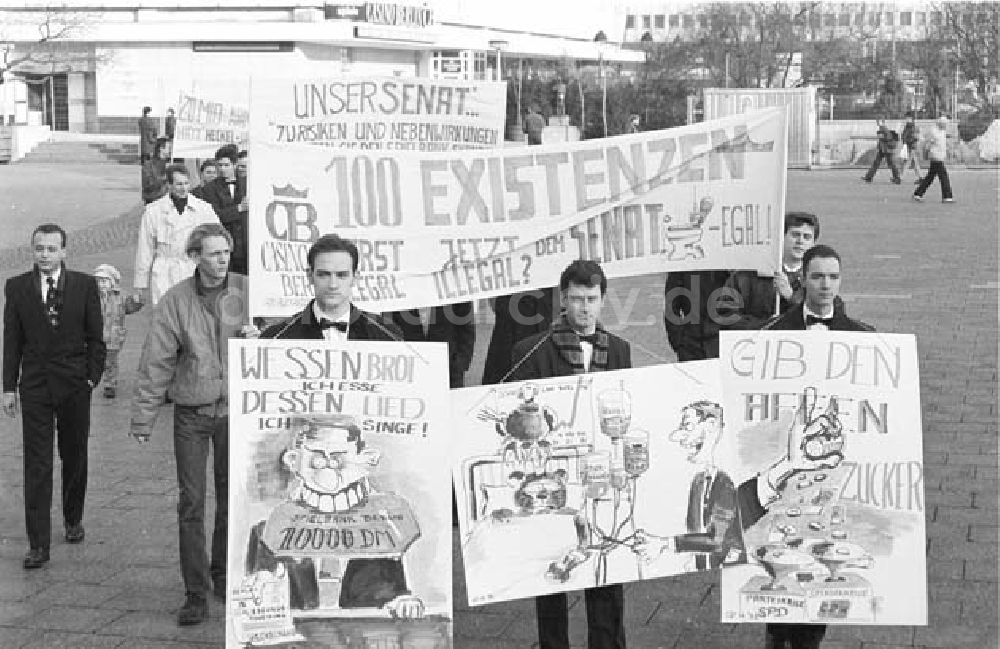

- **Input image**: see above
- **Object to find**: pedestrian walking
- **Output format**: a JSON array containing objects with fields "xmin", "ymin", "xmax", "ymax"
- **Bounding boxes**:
[
  {"xmin": 165, "ymin": 108, "xmax": 176, "ymax": 140},
  {"xmin": 138, "ymin": 106, "xmax": 157, "ymax": 163},
  {"xmin": 133, "ymin": 164, "xmax": 221, "ymax": 306},
  {"xmin": 3, "ymin": 224, "xmax": 106, "ymax": 570},
  {"xmin": 899, "ymin": 111, "xmax": 923, "ymax": 183},
  {"xmin": 190, "ymin": 159, "xmax": 219, "ymax": 202},
  {"xmin": 92, "ymin": 264, "xmax": 141, "ymax": 398},
  {"xmin": 141, "ymin": 137, "xmax": 171, "ymax": 204},
  {"xmin": 130, "ymin": 223, "xmax": 256, "ymax": 626},
  {"xmin": 861, "ymin": 117, "xmax": 901, "ymax": 184},
  {"xmin": 913, "ymin": 116, "xmax": 954, "ymax": 204},
  {"xmin": 200, "ymin": 144, "xmax": 248, "ymax": 275}
]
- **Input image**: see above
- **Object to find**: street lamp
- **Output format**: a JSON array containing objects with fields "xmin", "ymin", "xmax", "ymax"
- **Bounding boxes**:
[{"xmin": 488, "ymin": 39, "xmax": 508, "ymax": 82}]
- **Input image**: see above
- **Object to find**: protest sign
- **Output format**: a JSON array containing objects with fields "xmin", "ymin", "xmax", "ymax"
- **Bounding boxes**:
[
  {"xmin": 718, "ymin": 331, "xmax": 927, "ymax": 626},
  {"xmin": 250, "ymin": 76, "xmax": 507, "ymax": 152},
  {"xmin": 250, "ymin": 107, "xmax": 787, "ymax": 316},
  {"xmin": 450, "ymin": 360, "xmax": 735, "ymax": 605},
  {"xmin": 227, "ymin": 338, "xmax": 453, "ymax": 647},
  {"xmin": 171, "ymin": 79, "xmax": 251, "ymax": 158}
]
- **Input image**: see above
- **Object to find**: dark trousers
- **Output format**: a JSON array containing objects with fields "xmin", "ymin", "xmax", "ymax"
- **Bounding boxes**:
[
  {"xmin": 21, "ymin": 388, "xmax": 92, "ymax": 550},
  {"xmin": 536, "ymin": 584, "xmax": 625, "ymax": 649},
  {"xmin": 173, "ymin": 405, "xmax": 228, "ymax": 598},
  {"xmin": 863, "ymin": 150, "xmax": 900, "ymax": 182},
  {"xmin": 764, "ymin": 623, "xmax": 827, "ymax": 649},
  {"xmin": 914, "ymin": 161, "xmax": 953, "ymax": 199}
]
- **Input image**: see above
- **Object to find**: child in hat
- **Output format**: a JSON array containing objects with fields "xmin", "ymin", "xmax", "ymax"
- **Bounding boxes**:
[{"xmin": 93, "ymin": 264, "xmax": 141, "ymax": 398}]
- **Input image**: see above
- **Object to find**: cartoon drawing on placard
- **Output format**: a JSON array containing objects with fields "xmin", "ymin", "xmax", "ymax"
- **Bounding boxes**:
[
  {"xmin": 234, "ymin": 414, "xmax": 426, "ymax": 645},
  {"xmin": 460, "ymin": 377, "xmax": 705, "ymax": 602},
  {"xmin": 661, "ymin": 194, "xmax": 714, "ymax": 260},
  {"xmin": 732, "ymin": 388, "xmax": 882, "ymax": 624},
  {"xmin": 633, "ymin": 400, "xmax": 745, "ymax": 571}
]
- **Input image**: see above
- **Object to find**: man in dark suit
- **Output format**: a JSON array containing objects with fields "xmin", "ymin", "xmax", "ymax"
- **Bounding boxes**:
[
  {"xmin": 510, "ymin": 259, "xmax": 629, "ymax": 649},
  {"xmin": 389, "ymin": 302, "xmax": 475, "ymax": 388},
  {"xmin": 3, "ymin": 223, "xmax": 106, "ymax": 569},
  {"xmin": 748, "ymin": 243, "xmax": 874, "ymax": 649},
  {"xmin": 200, "ymin": 144, "xmax": 248, "ymax": 275},
  {"xmin": 262, "ymin": 234, "xmax": 401, "ymax": 342}
]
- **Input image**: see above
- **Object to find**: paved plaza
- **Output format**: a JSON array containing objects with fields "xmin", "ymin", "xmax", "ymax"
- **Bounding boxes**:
[{"xmin": 0, "ymin": 163, "xmax": 996, "ymax": 648}]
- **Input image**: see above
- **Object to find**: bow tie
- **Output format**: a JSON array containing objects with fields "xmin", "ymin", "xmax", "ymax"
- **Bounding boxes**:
[
  {"xmin": 579, "ymin": 333, "xmax": 598, "ymax": 345},
  {"xmin": 806, "ymin": 314, "xmax": 834, "ymax": 327},
  {"xmin": 319, "ymin": 318, "xmax": 349, "ymax": 332}
]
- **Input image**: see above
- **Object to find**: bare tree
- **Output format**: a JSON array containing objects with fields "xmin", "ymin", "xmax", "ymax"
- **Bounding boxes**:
[
  {"xmin": 0, "ymin": 9, "xmax": 103, "ymax": 77},
  {"xmin": 941, "ymin": 1, "xmax": 999, "ymax": 107}
]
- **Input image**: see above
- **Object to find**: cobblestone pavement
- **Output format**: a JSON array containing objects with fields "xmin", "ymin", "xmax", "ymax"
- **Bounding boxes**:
[{"xmin": 0, "ymin": 165, "xmax": 995, "ymax": 648}]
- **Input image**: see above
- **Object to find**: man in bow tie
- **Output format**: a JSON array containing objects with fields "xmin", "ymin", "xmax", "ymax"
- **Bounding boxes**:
[
  {"xmin": 201, "ymin": 144, "xmax": 249, "ymax": 275},
  {"xmin": 262, "ymin": 234, "xmax": 402, "ymax": 342},
  {"xmin": 755, "ymin": 243, "xmax": 873, "ymax": 649},
  {"xmin": 509, "ymin": 259, "xmax": 630, "ymax": 649},
  {"xmin": 762, "ymin": 244, "xmax": 874, "ymax": 334},
  {"xmin": 3, "ymin": 224, "xmax": 106, "ymax": 570}
]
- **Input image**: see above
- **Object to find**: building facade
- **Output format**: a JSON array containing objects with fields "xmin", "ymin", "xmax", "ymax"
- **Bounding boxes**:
[{"xmin": 0, "ymin": 1, "xmax": 642, "ymax": 134}]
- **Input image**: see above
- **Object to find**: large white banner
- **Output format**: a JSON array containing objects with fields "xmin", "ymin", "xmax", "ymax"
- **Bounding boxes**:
[
  {"xmin": 250, "ymin": 107, "xmax": 788, "ymax": 316},
  {"xmin": 718, "ymin": 331, "xmax": 927, "ymax": 626},
  {"xmin": 250, "ymin": 76, "xmax": 507, "ymax": 152},
  {"xmin": 451, "ymin": 360, "xmax": 741, "ymax": 605},
  {"xmin": 226, "ymin": 339, "xmax": 453, "ymax": 647}
]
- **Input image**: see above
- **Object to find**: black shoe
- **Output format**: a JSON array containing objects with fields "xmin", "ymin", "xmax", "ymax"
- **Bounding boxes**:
[
  {"xmin": 177, "ymin": 594, "xmax": 208, "ymax": 626},
  {"xmin": 103, "ymin": 386, "xmax": 116, "ymax": 398},
  {"xmin": 65, "ymin": 523, "xmax": 85, "ymax": 544},
  {"xmin": 23, "ymin": 548, "xmax": 50, "ymax": 569},
  {"xmin": 213, "ymin": 576, "xmax": 227, "ymax": 601},
  {"xmin": 891, "ymin": 178, "xmax": 901, "ymax": 184},
  {"xmin": 914, "ymin": 178, "xmax": 923, "ymax": 184},
  {"xmin": 861, "ymin": 177, "xmax": 872, "ymax": 183}
]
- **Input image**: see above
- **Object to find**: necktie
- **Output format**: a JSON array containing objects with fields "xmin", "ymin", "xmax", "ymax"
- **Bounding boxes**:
[
  {"xmin": 806, "ymin": 315, "xmax": 834, "ymax": 327},
  {"xmin": 579, "ymin": 333, "xmax": 598, "ymax": 345},
  {"xmin": 45, "ymin": 277, "xmax": 60, "ymax": 328},
  {"xmin": 319, "ymin": 318, "xmax": 349, "ymax": 333}
]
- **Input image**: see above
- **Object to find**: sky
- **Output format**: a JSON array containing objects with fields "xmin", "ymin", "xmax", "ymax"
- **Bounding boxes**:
[{"xmin": 430, "ymin": 0, "xmax": 626, "ymax": 40}]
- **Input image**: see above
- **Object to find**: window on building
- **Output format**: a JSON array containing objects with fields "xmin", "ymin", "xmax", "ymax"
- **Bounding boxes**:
[
  {"xmin": 669, "ymin": 14, "xmax": 679, "ymax": 28},
  {"xmin": 698, "ymin": 14, "xmax": 707, "ymax": 28},
  {"xmin": 741, "ymin": 12, "xmax": 752, "ymax": 27},
  {"xmin": 900, "ymin": 11, "xmax": 911, "ymax": 26},
  {"xmin": 625, "ymin": 15, "xmax": 635, "ymax": 29},
  {"xmin": 977, "ymin": 12, "xmax": 989, "ymax": 24},
  {"xmin": 838, "ymin": 13, "xmax": 850, "ymax": 27},
  {"xmin": 653, "ymin": 14, "xmax": 664, "ymax": 29},
  {"xmin": 682, "ymin": 14, "xmax": 694, "ymax": 28},
  {"xmin": 642, "ymin": 15, "xmax": 651, "ymax": 29},
  {"xmin": 915, "ymin": 12, "xmax": 926, "ymax": 26},
  {"xmin": 964, "ymin": 12, "xmax": 974, "ymax": 27},
  {"xmin": 809, "ymin": 11, "xmax": 820, "ymax": 28},
  {"xmin": 884, "ymin": 12, "xmax": 893, "ymax": 26},
  {"xmin": 930, "ymin": 11, "xmax": 941, "ymax": 26},
  {"xmin": 854, "ymin": 13, "xmax": 863, "ymax": 26},
  {"xmin": 823, "ymin": 14, "xmax": 835, "ymax": 27},
  {"xmin": 473, "ymin": 51, "xmax": 487, "ymax": 80},
  {"xmin": 869, "ymin": 12, "xmax": 880, "ymax": 26}
]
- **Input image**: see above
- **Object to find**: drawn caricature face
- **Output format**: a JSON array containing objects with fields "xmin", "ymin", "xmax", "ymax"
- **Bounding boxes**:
[
  {"xmin": 283, "ymin": 426, "xmax": 381, "ymax": 499},
  {"xmin": 669, "ymin": 406, "xmax": 722, "ymax": 465}
]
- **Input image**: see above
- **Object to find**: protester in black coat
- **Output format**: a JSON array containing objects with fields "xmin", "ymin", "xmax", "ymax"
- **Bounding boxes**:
[
  {"xmin": 200, "ymin": 145, "xmax": 248, "ymax": 275},
  {"xmin": 388, "ymin": 303, "xmax": 475, "ymax": 387}
]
